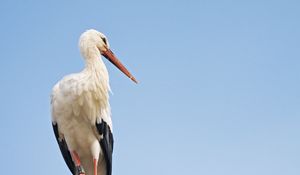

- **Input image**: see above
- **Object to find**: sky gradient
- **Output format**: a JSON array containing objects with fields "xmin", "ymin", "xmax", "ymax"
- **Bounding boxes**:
[{"xmin": 0, "ymin": 0, "xmax": 299, "ymax": 175}]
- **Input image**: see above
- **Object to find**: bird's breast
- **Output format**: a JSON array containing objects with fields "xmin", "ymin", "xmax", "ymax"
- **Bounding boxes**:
[
  {"xmin": 52, "ymin": 72, "xmax": 111, "ymax": 127},
  {"xmin": 72, "ymin": 77, "xmax": 110, "ymax": 123}
]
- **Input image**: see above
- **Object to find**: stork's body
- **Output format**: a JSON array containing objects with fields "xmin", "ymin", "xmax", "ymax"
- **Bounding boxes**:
[{"xmin": 51, "ymin": 29, "xmax": 137, "ymax": 175}]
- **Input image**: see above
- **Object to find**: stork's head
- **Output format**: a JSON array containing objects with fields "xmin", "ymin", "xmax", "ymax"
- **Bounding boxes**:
[{"xmin": 79, "ymin": 29, "xmax": 138, "ymax": 83}]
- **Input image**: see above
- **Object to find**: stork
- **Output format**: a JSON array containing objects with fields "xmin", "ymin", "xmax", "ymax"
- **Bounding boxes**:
[{"xmin": 51, "ymin": 29, "xmax": 137, "ymax": 175}]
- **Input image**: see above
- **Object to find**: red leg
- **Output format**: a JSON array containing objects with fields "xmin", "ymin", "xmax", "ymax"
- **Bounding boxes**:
[
  {"xmin": 71, "ymin": 151, "xmax": 85, "ymax": 175},
  {"xmin": 93, "ymin": 158, "xmax": 98, "ymax": 175},
  {"xmin": 72, "ymin": 151, "xmax": 81, "ymax": 166}
]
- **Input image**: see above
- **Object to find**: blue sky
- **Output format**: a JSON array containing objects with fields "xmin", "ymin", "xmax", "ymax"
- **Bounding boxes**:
[{"xmin": 0, "ymin": 0, "xmax": 299, "ymax": 174}]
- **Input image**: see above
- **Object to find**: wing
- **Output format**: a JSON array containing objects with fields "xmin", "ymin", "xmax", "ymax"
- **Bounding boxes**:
[
  {"xmin": 52, "ymin": 123, "xmax": 76, "ymax": 175},
  {"xmin": 96, "ymin": 119, "xmax": 114, "ymax": 175}
]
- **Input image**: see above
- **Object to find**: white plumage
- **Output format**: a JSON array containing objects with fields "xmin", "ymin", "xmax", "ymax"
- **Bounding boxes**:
[{"xmin": 51, "ymin": 29, "xmax": 137, "ymax": 175}]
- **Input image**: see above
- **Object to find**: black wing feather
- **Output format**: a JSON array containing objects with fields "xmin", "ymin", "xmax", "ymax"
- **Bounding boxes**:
[
  {"xmin": 96, "ymin": 119, "xmax": 114, "ymax": 175},
  {"xmin": 52, "ymin": 123, "xmax": 76, "ymax": 175}
]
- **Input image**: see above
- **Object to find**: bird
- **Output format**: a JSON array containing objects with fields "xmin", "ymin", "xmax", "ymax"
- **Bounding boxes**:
[{"xmin": 51, "ymin": 29, "xmax": 137, "ymax": 175}]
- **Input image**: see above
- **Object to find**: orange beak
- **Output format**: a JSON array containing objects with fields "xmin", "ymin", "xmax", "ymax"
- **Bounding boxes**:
[{"xmin": 101, "ymin": 49, "xmax": 138, "ymax": 84}]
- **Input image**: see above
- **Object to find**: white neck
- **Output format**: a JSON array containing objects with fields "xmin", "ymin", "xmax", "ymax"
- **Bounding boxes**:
[
  {"xmin": 83, "ymin": 53, "xmax": 110, "ymax": 90},
  {"xmin": 81, "ymin": 53, "xmax": 112, "ymax": 123}
]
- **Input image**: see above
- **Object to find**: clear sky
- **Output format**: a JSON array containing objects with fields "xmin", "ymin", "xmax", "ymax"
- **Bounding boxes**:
[{"xmin": 0, "ymin": 0, "xmax": 299, "ymax": 174}]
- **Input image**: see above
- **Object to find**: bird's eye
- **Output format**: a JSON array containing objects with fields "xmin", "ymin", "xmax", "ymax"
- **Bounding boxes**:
[{"xmin": 102, "ymin": 37, "xmax": 107, "ymax": 45}]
